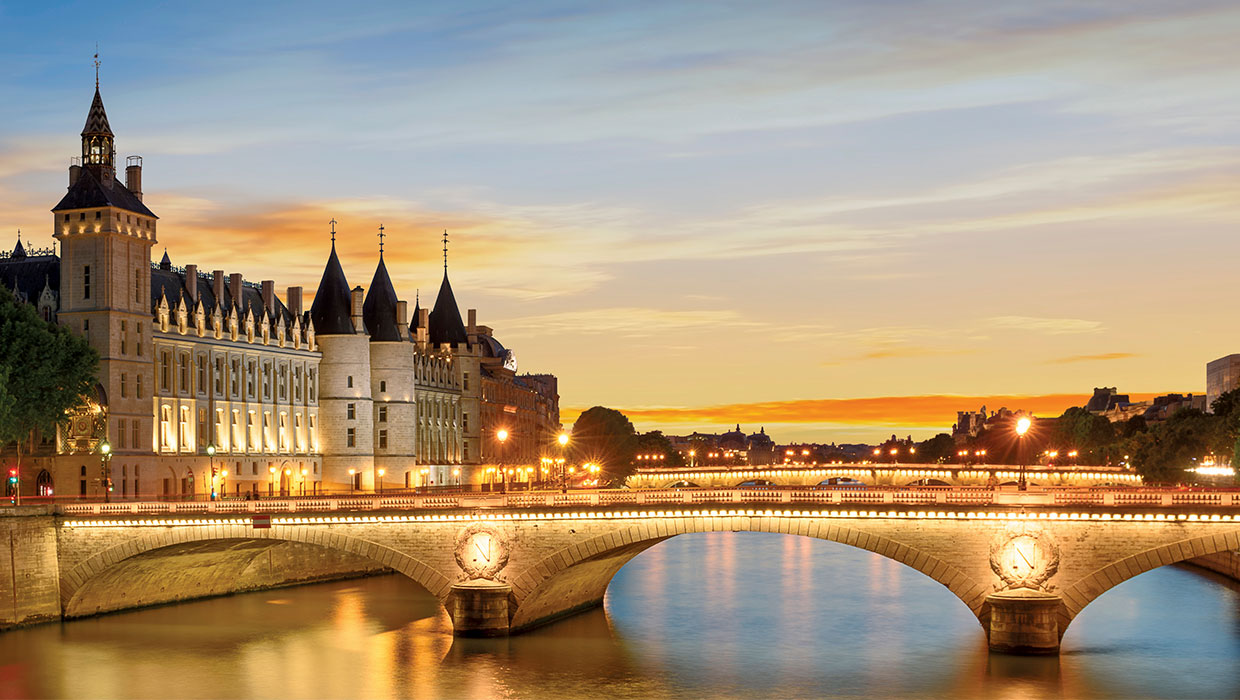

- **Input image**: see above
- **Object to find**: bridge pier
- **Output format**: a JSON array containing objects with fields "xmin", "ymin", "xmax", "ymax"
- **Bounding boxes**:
[
  {"xmin": 449, "ymin": 581, "xmax": 512, "ymax": 637},
  {"xmin": 985, "ymin": 589, "xmax": 1062, "ymax": 655}
]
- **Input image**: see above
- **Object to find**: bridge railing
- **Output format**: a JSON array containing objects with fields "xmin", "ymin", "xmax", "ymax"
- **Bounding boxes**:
[{"xmin": 52, "ymin": 485, "xmax": 1240, "ymax": 517}]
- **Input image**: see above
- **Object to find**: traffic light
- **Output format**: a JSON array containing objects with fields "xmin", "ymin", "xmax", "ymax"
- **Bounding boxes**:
[{"xmin": 7, "ymin": 468, "xmax": 17, "ymax": 486}]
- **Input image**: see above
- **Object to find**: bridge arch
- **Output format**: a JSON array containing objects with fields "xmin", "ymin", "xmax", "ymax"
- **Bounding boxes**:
[
  {"xmin": 506, "ymin": 517, "xmax": 988, "ymax": 632},
  {"xmin": 1057, "ymin": 528, "xmax": 1240, "ymax": 637},
  {"xmin": 59, "ymin": 524, "xmax": 453, "ymax": 615}
]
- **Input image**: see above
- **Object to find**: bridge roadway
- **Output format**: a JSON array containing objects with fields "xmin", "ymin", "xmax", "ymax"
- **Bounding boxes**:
[{"xmin": 6, "ymin": 486, "xmax": 1240, "ymax": 655}]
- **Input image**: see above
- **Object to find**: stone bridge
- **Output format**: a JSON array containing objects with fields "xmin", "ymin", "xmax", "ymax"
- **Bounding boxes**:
[
  {"xmin": 627, "ymin": 464, "xmax": 1142, "ymax": 489},
  {"xmin": 4, "ymin": 487, "xmax": 1240, "ymax": 655}
]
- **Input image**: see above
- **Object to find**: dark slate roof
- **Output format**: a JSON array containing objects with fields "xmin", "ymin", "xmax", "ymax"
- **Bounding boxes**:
[
  {"xmin": 428, "ymin": 271, "xmax": 468, "ymax": 346},
  {"xmin": 52, "ymin": 163, "xmax": 157, "ymax": 218},
  {"xmin": 11, "ymin": 238, "xmax": 25, "ymax": 260},
  {"xmin": 309, "ymin": 243, "xmax": 355, "ymax": 335},
  {"xmin": 362, "ymin": 256, "xmax": 402, "ymax": 342},
  {"xmin": 82, "ymin": 88, "xmax": 113, "ymax": 136},
  {"xmin": 159, "ymin": 250, "xmax": 171, "ymax": 269},
  {"xmin": 0, "ymin": 254, "xmax": 59, "ymax": 306},
  {"xmin": 478, "ymin": 334, "xmax": 506, "ymax": 358},
  {"xmin": 409, "ymin": 293, "xmax": 421, "ymax": 335},
  {"xmin": 150, "ymin": 267, "xmax": 297, "ymax": 333}
]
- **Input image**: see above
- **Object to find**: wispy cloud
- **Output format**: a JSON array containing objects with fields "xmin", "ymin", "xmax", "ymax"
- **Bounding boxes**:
[
  {"xmin": 986, "ymin": 316, "xmax": 1103, "ymax": 335},
  {"xmin": 1046, "ymin": 352, "xmax": 1140, "ymax": 364}
]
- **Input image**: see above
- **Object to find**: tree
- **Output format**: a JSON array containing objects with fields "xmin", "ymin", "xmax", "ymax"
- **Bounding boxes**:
[
  {"xmin": 636, "ymin": 430, "xmax": 684, "ymax": 467},
  {"xmin": 569, "ymin": 406, "xmax": 639, "ymax": 484},
  {"xmin": 0, "ymin": 287, "xmax": 99, "ymax": 476},
  {"xmin": 1128, "ymin": 409, "xmax": 1221, "ymax": 483},
  {"xmin": 915, "ymin": 433, "xmax": 957, "ymax": 463}
]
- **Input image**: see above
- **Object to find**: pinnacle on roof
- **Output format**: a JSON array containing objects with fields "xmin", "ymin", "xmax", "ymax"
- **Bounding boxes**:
[
  {"xmin": 309, "ymin": 235, "xmax": 355, "ymax": 335},
  {"xmin": 362, "ymin": 255, "xmax": 402, "ymax": 342},
  {"xmin": 159, "ymin": 249, "xmax": 171, "ymax": 270},
  {"xmin": 409, "ymin": 289, "xmax": 421, "ymax": 335},
  {"xmin": 428, "ymin": 270, "xmax": 468, "ymax": 346},
  {"xmin": 82, "ymin": 88, "xmax": 113, "ymax": 137},
  {"xmin": 11, "ymin": 234, "xmax": 25, "ymax": 260}
]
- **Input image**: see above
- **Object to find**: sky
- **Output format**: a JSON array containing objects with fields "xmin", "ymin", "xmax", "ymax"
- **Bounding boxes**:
[{"xmin": 2, "ymin": 1, "xmax": 1238, "ymax": 443}]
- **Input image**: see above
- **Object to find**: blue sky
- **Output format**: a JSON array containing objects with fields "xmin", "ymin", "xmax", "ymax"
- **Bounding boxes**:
[{"xmin": 2, "ymin": 1, "xmax": 1239, "ymax": 441}]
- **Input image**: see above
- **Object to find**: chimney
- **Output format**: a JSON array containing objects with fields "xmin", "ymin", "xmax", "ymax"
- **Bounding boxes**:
[
  {"xmin": 261, "ymin": 280, "xmax": 275, "ymax": 316},
  {"xmin": 185, "ymin": 265, "xmax": 198, "ymax": 305},
  {"xmin": 229, "ymin": 273, "xmax": 244, "ymax": 310},
  {"xmin": 351, "ymin": 286, "xmax": 365, "ymax": 333},
  {"xmin": 286, "ymin": 286, "xmax": 303, "ymax": 318},
  {"xmin": 467, "ymin": 308, "xmax": 477, "ymax": 337},
  {"xmin": 69, "ymin": 164, "xmax": 81, "ymax": 187},
  {"xmin": 417, "ymin": 308, "xmax": 429, "ymax": 344},
  {"xmin": 125, "ymin": 157, "xmax": 143, "ymax": 201},
  {"xmin": 212, "ymin": 270, "xmax": 225, "ymax": 309},
  {"xmin": 397, "ymin": 301, "xmax": 409, "ymax": 340}
]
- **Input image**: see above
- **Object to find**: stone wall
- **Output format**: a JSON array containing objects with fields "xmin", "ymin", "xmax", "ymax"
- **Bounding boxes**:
[{"xmin": 0, "ymin": 507, "xmax": 61, "ymax": 629}]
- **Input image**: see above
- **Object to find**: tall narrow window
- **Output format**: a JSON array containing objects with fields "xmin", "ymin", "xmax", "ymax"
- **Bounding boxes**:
[
  {"xmin": 83, "ymin": 265, "xmax": 91, "ymax": 299},
  {"xmin": 136, "ymin": 374, "xmax": 143, "ymax": 399},
  {"xmin": 378, "ymin": 406, "xmax": 387, "ymax": 423},
  {"xmin": 132, "ymin": 421, "xmax": 140, "ymax": 450},
  {"xmin": 347, "ymin": 375, "xmax": 353, "ymax": 388},
  {"xmin": 120, "ymin": 320, "xmax": 127, "ymax": 355},
  {"xmin": 347, "ymin": 403, "xmax": 355, "ymax": 420},
  {"xmin": 134, "ymin": 268, "xmax": 141, "ymax": 303},
  {"xmin": 378, "ymin": 429, "xmax": 388, "ymax": 449},
  {"xmin": 120, "ymin": 373, "xmax": 128, "ymax": 398},
  {"xmin": 347, "ymin": 428, "xmax": 356, "ymax": 448}
]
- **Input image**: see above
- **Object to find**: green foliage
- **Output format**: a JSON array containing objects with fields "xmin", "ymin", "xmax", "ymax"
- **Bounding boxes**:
[
  {"xmin": 0, "ymin": 287, "xmax": 99, "ymax": 464},
  {"xmin": 915, "ymin": 433, "xmax": 956, "ymax": 463},
  {"xmin": 569, "ymin": 406, "xmax": 639, "ymax": 483},
  {"xmin": 1054, "ymin": 406, "xmax": 1116, "ymax": 451},
  {"xmin": 636, "ymin": 430, "xmax": 684, "ymax": 467},
  {"xmin": 1127, "ymin": 409, "xmax": 1226, "ymax": 483}
]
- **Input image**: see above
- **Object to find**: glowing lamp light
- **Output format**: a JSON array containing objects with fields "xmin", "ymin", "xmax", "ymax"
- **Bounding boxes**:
[
  {"xmin": 497, "ymin": 429, "xmax": 509, "ymax": 442},
  {"xmin": 1016, "ymin": 417, "xmax": 1032, "ymax": 436},
  {"xmin": 558, "ymin": 433, "xmax": 569, "ymax": 447}
]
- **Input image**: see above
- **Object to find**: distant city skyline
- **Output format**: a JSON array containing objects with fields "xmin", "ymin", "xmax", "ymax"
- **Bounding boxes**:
[{"xmin": 3, "ymin": 1, "xmax": 1237, "ymax": 441}]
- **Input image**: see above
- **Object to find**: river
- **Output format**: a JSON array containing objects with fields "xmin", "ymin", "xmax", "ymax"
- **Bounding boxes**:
[{"xmin": 1, "ymin": 532, "xmax": 1238, "ymax": 699}]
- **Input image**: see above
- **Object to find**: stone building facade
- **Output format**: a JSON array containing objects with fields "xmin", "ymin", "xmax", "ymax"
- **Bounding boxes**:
[{"xmin": 0, "ymin": 83, "xmax": 559, "ymax": 498}]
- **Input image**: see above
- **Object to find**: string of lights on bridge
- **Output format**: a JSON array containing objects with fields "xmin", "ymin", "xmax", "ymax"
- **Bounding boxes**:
[{"xmin": 62, "ymin": 508, "xmax": 1240, "ymax": 528}]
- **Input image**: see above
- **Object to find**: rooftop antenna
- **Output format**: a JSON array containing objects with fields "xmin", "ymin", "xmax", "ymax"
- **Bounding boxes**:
[
  {"xmin": 442, "ymin": 229, "xmax": 449, "ymax": 272},
  {"xmin": 378, "ymin": 223, "xmax": 385, "ymax": 256},
  {"xmin": 329, "ymin": 218, "xmax": 337, "ymax": 244},
  {"xmin": 94, "ymin": 44, "xmax": 100, "ymax": 89}
]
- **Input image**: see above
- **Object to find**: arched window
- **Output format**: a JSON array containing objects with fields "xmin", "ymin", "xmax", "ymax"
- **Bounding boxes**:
[{"xmin": 36, "ymin": 470, "xmax": 53, "ymax": 497}]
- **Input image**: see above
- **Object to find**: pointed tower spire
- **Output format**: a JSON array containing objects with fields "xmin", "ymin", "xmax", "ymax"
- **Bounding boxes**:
[
  {"xmin": 363, "ymin": 228, "xmax": 400, "ymax": 343},
  {"xmin": 429, "ymin": 229, "xmax": 468, "ymax": 347},
  {"xmin": 82, "ymin": 56, "xmax": 115, "ymax": 174},
  {"xmin": 442, "ymin": 229, "xmax": 449, "ymax": 271},
  {"xmin": 310, "ymin": 221, "xmax": 355, "ymax": 335},
  {"xmin": 378, "ymin": 223, "xmax": 385, "ymax": 257},
  {"xmin": 11, "ymin": 231, "xmax": 26, "ymax": 260}
]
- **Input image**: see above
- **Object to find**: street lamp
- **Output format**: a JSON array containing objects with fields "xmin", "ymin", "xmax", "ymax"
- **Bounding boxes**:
[
  {"xmin": 206, "ymin": 443, "xmax": 217, "ymax": 501},
  {"xmin": 689, "ymin": 449, "xmax": 696, "ymax": 469},
  {"xmin": 221, "ymin": 469, "xmax": 228, "ymax": 499},
  {"xmin": 1016, "ymin": 416, "xmax": 1032, "ymax": 491},
  {"xmin": 558, "ymin": 433, "xmax": 569, "ymax": 491},
  {"xmin": 497, "ymin": 429, "xmax": 509, "ymax": 493},
  {"xmin": 284, "ymin": 468, "xmax": 292, "ymax": 496},
  {"xmin": 377, "ymin": 468, "xmax": 385, "ymax": 494},
  {"xmin": 347, "ymin": 468, "xmax": 356, "ymax": 494},
  {"xmin": 452, "ymin": 467, "xmax": 461, "ymax": 487},
  {"xmin": 269, "ymin": 465, "xmax": 278, "ymax": 497},
  {"xmin": 300, "ymin": 468, "xmax": 308, "ymax": 496},
  {"xmin": 99, "ymin": 440, "xmax": 112, "ymax": 503}
]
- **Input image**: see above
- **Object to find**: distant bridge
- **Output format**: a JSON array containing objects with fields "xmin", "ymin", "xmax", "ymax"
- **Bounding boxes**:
[
  {"xmin": 627, "ymin": 464, "xmax": 1141, "ymax": 489},
  {"xmin": 4, "ymin": 485, "xmax": 1239, "ymax": 655}
]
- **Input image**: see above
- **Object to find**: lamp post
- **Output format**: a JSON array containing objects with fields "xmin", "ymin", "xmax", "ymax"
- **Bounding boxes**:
[
  {"xmin": 206, "ymin": 443, "xmax": 217, "ymax": 501},
  {"xmin": 301, "ymin": 468, "xmax": 308, "ymax": 496},
  {"xmin": 269, "ymin": 465, "xmax": 277, "ymax": 497},
  {"xmin": 1016, "ymin": 416, "xmax": 1032, "ymax": 491},
  {"xmin": 497, "ymin": 429, "xmax": 509, "ymax": 494},
  {"xmin": 99, "ymin": 440, "xmax": 112, "ymax": 503},
  {"xmin": 558, "ymin": 433, "xmax": 569, "ymax": 492},
  {"xmin": 347, "ymin": 468, "xmax": 356, "ymax": 494},
  {"xmin": 452, "ymin": 467, "xmax": 461, "ymax": 488},
  {"xmin": 688, "ymin": 449, "xmax": 696, "ymax": 469},
  {"xmin": 377, "ymin": 468, "xmax": 385, "ymax": 494},
  {"xmin": 283, "ymin": 468, "xmax": 292, "ymax": 497},
  {"xmin": 221, "ymin": 469, "xmax": 228, "ymax": 499}
]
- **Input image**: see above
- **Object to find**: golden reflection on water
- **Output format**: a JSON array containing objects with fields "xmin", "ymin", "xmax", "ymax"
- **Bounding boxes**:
[{"xmin": 2, "ymin": 533, "xmax": 1240, "ymax": 699}]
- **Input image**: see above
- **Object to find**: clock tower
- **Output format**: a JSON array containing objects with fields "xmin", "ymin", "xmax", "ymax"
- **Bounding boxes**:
[{"xmin": 52, "ymin": 80, "xmax": 158, "ymax": 463}]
